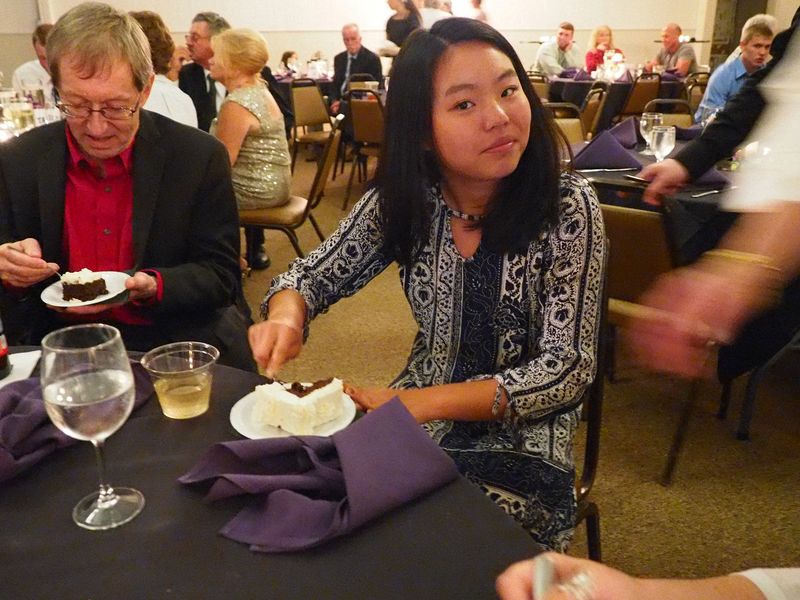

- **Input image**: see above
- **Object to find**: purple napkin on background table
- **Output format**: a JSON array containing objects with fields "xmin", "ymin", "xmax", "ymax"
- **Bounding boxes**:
[
  {"xmin": 676, "ymin": 125, "xmax": 702, "ymax": 140},
  {"xmin": 558, "ymin": 67, "xmax": 579, "ymax": 79},
  {"xmin": 0, "ymin": 362, "xmax": 153, "ymax": 483},
  {"xmin": 178, "ymin": 398, "xmax": 459, "ymax": 553},
  {"xmin": 661, "ymin": 71, "xmax": 681, "ymax": 81},
  {"xmin": 573, "ymin": 130, "xmax": 643, "ymax": 170},
  {"xmin": 574, "ymin": 69, "xmax": 593, "ymax": 81},
  {"xmin": 694, "ymin": 168, "xmax": 730, "ymax": 187},
  {"xmin": 615, "ymin": 69, "xmax": 633, "ymax": 83},
  {"xmin": 608, "ymin": 117, "xmax": 639, "ymax": 148}
]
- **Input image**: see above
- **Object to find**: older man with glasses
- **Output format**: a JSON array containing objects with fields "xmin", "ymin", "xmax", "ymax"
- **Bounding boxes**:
[{"xmin": 0, "ymin": 2, "xmax": 254, "ymax": 371}]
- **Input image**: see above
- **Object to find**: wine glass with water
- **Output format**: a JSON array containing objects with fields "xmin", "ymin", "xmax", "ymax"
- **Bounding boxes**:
[
  {"xmin": 651, "ymin": 125, "xmax": 676, "ymax": 163},
  {"xmin": 41, "ymin": 324, "xmax": 144, "ymax": 530},
  {"xmin": 639, "ymin": 112, "xmax": 663, "ymax": 155}
]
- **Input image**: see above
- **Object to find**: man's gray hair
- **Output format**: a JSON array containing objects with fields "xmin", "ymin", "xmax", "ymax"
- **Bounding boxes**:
[
  {"xmin": 47, "ymin": 1, "xmax": 153, "ymax": 92},
  {"xmin": 192, "ymin": 12, "xmax": 231, "ymax": 36}
]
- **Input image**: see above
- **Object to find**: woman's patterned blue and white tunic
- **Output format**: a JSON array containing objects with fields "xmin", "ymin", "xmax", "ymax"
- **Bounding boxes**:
[{"xmin": 263, "ymin": 172, "xmax": 605, "ymax": 551}]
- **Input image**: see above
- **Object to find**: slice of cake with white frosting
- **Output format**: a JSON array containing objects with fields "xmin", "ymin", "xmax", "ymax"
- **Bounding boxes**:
[
  {"xmin": 253, "ymin": 378, "xmax": 344, "ymax": 435},
  {"xmin": 61, "ymin": 269, "xmax": 108, "ymax": 301}
]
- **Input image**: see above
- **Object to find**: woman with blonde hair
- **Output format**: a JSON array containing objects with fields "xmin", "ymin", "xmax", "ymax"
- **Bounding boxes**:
[
  {"xmin": 585, "ymin": 25, "xmax": 624, "ymax": 73},
  {"xmin": 209, "ymin": 28, "xmax": 291, "ymax": 270}
]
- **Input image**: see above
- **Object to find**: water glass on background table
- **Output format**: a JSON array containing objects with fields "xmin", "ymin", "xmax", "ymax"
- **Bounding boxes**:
[
  {"xmin": 141, "ymin": 342, "xmax": 219, "ymax": 419},
  {"xmin": 40, "ymin": 324, "xmax": 144, "ymax": 530},
  {"xmin": 651, "ymin": 125, "xmax": 676, "ymax": 162},
  {"xmin": 639, "ymin": 112, "xmax": 663, "ymax": 155}
]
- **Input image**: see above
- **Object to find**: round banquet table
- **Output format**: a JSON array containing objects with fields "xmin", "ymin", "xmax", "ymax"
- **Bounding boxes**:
[{"xmin": 0, "ymin": 357, "xmax": 541, "ymax": 599}]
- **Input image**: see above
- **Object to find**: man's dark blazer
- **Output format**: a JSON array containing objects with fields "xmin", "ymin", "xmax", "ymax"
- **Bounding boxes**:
[
  {"xmin": 330, "ymin": 46, "xmax": 383, "ymax": 103},
  {"xmin": 178, "ymin": 61, "xmax": 216, "ymax": 132},
  {"xmin": 0, "ymin": 110, "xmax": 254, "ymax": 369}
]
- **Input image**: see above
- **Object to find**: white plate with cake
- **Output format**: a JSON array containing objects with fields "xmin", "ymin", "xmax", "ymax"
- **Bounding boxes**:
[
  {"xmin": 230, "ymin": 377, "xmax": 357, "ymax": 439},
  {"xmin": 40, "ymin": 269, "xmax": 129, "ymax": 307}
]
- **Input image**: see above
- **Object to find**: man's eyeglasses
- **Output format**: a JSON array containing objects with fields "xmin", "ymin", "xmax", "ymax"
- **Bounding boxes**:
[
  {"xmin": 184, "ymin": 33, "xmax": 210, "ymax": 43},
  {"xmin": 56, "ymin": 98, "xmax": 141, "ymax": 121}
]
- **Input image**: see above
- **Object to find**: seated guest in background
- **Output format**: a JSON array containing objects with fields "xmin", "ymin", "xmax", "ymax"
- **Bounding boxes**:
[
  {"xmin": 585, "ymin": 25, "xmax": 624, "ymax": 73},
  {"xmin": 249, "ymin": 17, "xmax": 605, "ymax": 551},
  {"xmin": 167, "ymin": 45, "xmax": 191, "ymax": 82},
  {"xmin": 695, "ymin": 22, "xmax": 773, "ymax": 123},
  {"xmin": 646, "ymin": 22, "xmax": 698, "ymax": 77},
  {"xmin": 130, "ymin": 11, "xmax": 197, "ymax": 128},
  {"xmin": 471, "ymin": 0, "xmax": 489, "ymax": 24},
  {"xmin": 11, "ymin": 24, "xmax": 55, "ymax": 106},
  {"xmin": 381, "ymin": 0, "xmax": 422, "ymax": 57},
  {"xmin": 330, "ymin": 23, "xmax": 383, "ymax": 114},
  {"xmin": 419, "ymin": 0, "xmax": 451, "ymax": 29},
  {"xmin": 535, "ymin": 22, "xmax": 581, "ymax": 77},
  {"xmin": 0, "ymin": 2, "xmax": 253, "ymax": 371},
  {"xmin": 725, "ymin": 14, "xmax": 778, "ymax": 65},
  {"xmin": 278, "ymin": 50, "xmax": 299, "ymax": 76},
  {"xmin": 209, "ymin": 29, "xmax": 291, "ymax": 270},
  {"xmin": 497, "ymin": 553, "xmax": 800, "ymax": 599},
  {"xmin": 179, "ymin": 11, "xmax": 231, "ymax": 132}
]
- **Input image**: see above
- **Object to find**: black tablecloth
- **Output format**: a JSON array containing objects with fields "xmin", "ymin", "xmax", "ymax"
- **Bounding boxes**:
[
  {"xmin": 550, "ymin": 79, "xmax": 686, "ymax": 132},
  {"xmin": 0, "ymin": 360, "xmax": 540, "ymax": 599}
]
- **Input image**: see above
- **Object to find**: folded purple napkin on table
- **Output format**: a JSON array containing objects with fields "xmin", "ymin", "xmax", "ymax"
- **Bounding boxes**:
[
  {"xmin": 694, "ymin": 168, "xmax": 730, "ymax": 187},
  {"xmin": 558, "ymin": 67, "xmax": 579, "ymax": 79},
  {"xmin": 178, "ymin": 398, "xmax": 459, "ymax": 553},
  {"xmin": 660, "ymin": 71, "xmax": 681, "ymax": 82},
  {"xmin": 0, "ymin": 362, "xmax": 153, "ymax": 483},
  {"xmin": 608, "ymin": 117, "xmax": 639, "ymax": 149},
  {"xmin": 615, "ymin": 69, "xmax": 633, "ymax": 83},
  {"xmin": 574, "ymin": 69, "xmax": 593, "ymax": 81},
  {"xmin": 573, "ymin": 130, "xmax": 644, "ymax": 170},
  {"xmin": 676, "ymin": 125, "xmax": 702, "ymax": 141}
]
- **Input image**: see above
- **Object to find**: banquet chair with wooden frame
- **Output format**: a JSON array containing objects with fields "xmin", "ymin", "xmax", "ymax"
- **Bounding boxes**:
[
  {"xmin": 643, "ymin": 99, "xmax": 694, "ymax": 128},
  {"xmin": 616, "ymin": 73, "xmax": 661, "ymax": 121},
  {"xmin": 527, "ymin": 71, "xmax": 550, "ymax": 102},
  {"xmin": 342, "ymin": 89, "xmax": 384, "ymax": 211},
  {"xmin": 574, "ymin": 244, "xmax": 608, "ymax": 562},
  {"xmin": 290, "ymin": 78, "xmax": 332, "ymax": 172},
  {"xmin": 600, "ymin": 203, "xmax": 700, "ymax": 485},
  {"xmin": 580, "ymin": 84, "xmax": 608, "ymax": 140},
  {"xmin": 238, "ymin": 121, "xmax": 342, "ymax": 260},
  {"xmin": 545, "ymin": 102, "xmax": 585, "ymax": 144},
  {"xmin": 684, "ymin": 72, "xmax": 709, "ymax": 114}
]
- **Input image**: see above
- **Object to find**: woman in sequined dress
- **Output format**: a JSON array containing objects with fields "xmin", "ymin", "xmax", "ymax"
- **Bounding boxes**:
[
  {"xmin": 248, "ymin": 18, "xmax": 605, "ymax": 551},
  {"xmin": 209, "ymin": 28, "xmax": 291, "ymax": 270}
]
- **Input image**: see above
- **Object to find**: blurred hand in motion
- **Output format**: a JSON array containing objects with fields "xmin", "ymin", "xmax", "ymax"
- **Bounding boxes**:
[
  {"xmin": 496, "ymin": 552, "xmax": 641, "ymax": 600},
  {"xmin": 639, "ymin": 158, "xmax": 689, "ymax": 205},
  {"xmin": 248, "ymin": 320, "xmax": 303, "ymax": 377},
  {"xmin": 0, "ymin": 238, "xmax": 59, "ymax": 288},
  {"xmin": 627, "ymin": 260, "xmax": 778, "ymax": 378}
]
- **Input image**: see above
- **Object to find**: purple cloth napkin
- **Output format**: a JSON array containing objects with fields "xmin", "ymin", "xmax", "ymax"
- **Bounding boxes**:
[
  {"xmin": 660, "ymin": 71, "xmax": 681, "ymax": 82},
  {"xmin": 676, "ymin": 125, "xmax": 702, "ymax": 141},
  {"xmin": 609, "ymin": 117, "xmax": 639, "ymax": 149},
  {"xmin": 573, "ymin": 130, "xmax": 643, "ymax": 169},
  {"xmin": 574, "ymin": 69, "xmax": 593, "ymax": 81},
  {"xmin": 615, "ymin": 69, "xmax": 633, "ymax": 83},
  {"xmin": 178, "ymin": 398, "xmax": 459, "ymax": 553},
  {"xmin": 558, "ymin": 67, "xmax": 579, "ymax": 79},
  {"xmin": 0, "ymin": 362, "xmax": 153, "ymax": 483},
  {"xmin": 694, "ymin": 168, "xmax": 730, "ymax": 187}
]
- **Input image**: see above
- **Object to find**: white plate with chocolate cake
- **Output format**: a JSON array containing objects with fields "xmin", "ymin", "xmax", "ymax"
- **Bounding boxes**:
[
  {"xmin": 40, "ymin": 269, "xmax": 129, "ymax": 307},
  {"xmin": 230, "ymin": 378, "xmax": 357, "ymax": 439}
]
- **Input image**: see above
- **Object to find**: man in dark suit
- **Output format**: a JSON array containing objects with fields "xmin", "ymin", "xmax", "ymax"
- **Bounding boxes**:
[
  {"xmin": 0, "ymin": 3, "xmax": 254, "ymax": 370},
  {"xmin": 178, "ymin": 11, "xmax": 230, "ymax": 132},
  {"xmin": 330, "ymin": 23, "xmax": 383, "ymax": 114}
]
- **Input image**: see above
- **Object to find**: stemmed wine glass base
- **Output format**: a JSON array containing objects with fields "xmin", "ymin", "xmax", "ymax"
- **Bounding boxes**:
[
  {"xmin": 72, "ymin": 487, "xmax": 145, "ymax": 530},
  {"xmin": 640, "ymin": 148, "xmax": 655, "ymax": 155}
]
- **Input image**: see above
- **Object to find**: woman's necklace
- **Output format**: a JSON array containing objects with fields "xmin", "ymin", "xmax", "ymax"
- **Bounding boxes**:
[{"xmin": 446, "ymin": 206, "xmax": 485, "ymax": 222}]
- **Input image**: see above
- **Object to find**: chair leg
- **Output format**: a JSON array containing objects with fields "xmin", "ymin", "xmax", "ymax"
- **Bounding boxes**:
[
  {"xmin": 660, "ymin": 379, "xmax": 700, "ymax": 486},
  {"xmin": 606, "ymin": 324, "xmax": 617, "ymax": 383},
  {"xmin": 343, "ymin": 154, "xmax": 358, "ymax": 211},
  {"xmin": 273, "ymin": 227, "xmax": 304, "ymax": 258},
  {"xmin": 291, "ymin": 142, "xmax": 299, "ymax": 173},
  {"xmin": 308, "ymin": 213, "xmax": 325, "ymax": 242},
  {"xmin": 737, "ymin": 367, "xmax": 768, "ymax": 441},
  {"xmin": 717, "ymin": 379, "xmax": 732, "ymax": 420},
  {"xmin": 584, "ymin": 503, "xmax": 602, "ymax": 562}
]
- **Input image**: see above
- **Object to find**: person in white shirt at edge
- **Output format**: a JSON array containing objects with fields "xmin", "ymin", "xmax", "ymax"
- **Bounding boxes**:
[
  {"xmin": 419, "ymin": 0, "xmax": 451, "ymax": 29},
  {"xmin": 725, "ymin": 14, "xmax": 778, "ymax": 65},
  {"xmin": 12, "ymin": 24, "xmax": 56, "ymax": 106},
  {"xmin": 497, "ymin": 553, "xmax": 800, "ymax": 600},
  {"xmin": 535, "ymin": 22, "xmax": 581, "ymax": 77},
  {"xmin": 130, "ymin": 11, "xmax": 197, "ymax": 128}
]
